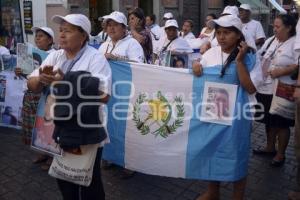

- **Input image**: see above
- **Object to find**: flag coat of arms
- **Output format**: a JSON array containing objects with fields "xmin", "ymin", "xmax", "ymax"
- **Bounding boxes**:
[{"xmin": 104, "ymin": 54, "xmax": 255, "ymax": 181}]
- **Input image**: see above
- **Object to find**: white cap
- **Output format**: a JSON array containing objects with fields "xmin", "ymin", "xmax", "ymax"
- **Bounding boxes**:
[
  {"xmin": 163, "ymin": 12, "xmax": 174, "ymax": 19},
  {"xmin": 221, "ymin": 6, "xmax": 239, "ymax": 16},
  {"xmin": 31, "ymin": 26, "xmax": 54, "ymax": 39},
  {"xmin": 239, "ymin": 4, "xmax": 252, "ymax": 12},
  {"xmin": 103, "ymin": 11, "xmax": 127, "ymax": 26},
  {"xmin": 98, "ymin": 15, "xmax": 108, "ymax": 21},
  {"xmin": 208, "ymin": 15, "xmax": 243, "ymax": 32},
  {"xmin": 52, "ymin": 14, "xmax": 91, "ymax": 35},
  {"xmin": 165, "ymin": 19, "xmax": 178, "ymax": 29}
]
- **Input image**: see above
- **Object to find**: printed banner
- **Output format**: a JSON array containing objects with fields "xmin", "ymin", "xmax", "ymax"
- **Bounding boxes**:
[
  {"xmin": 103, "ymin": 59, "xmax": 255, "ymax": 182},
  {"xmin": 0, "ymin": 71, "xmax": 24, "ymax": 129}
]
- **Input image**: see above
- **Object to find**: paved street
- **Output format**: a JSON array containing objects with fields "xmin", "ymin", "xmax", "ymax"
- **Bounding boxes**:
[{"xmin": 0, "ymin": 122, "xmax": 297, "ymax": 200}]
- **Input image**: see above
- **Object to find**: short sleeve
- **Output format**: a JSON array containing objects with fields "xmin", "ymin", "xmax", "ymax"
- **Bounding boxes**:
[
  {"xmin": 200, "ymin": 55, "xmax": 207, "ymax": 66},
  {"xmin": 295, "ymin": 18, "xmax": 300, "ymax": 51},
  {"xmin": 127, "ymin": 40, "xmax": 145, "ymax": 63},
  {"xmin": 255, "ymin": 21, "xmax": 266, "ymax": 40},
  {"xmin": 249, "ymin": 53, "xmax": 263, "ymax": 90},
  {"xmin": 98, "ymin": 42, "xmax": 108, "ymax": 55},
  {"xmin": 89, "ymin": 53, "xmax": 112, "ymax": 95}
]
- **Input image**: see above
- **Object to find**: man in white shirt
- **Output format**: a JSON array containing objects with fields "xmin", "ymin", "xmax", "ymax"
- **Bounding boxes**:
[
  {"xmin": 158, "ymin": 12, "xmax": 174, "ymax": 45},
  {"xmin": 146, "ymin": 14, "xmax": 162, "ymax": 54},
  {"xmin": 179, "ymin": 19, "xmax": 196, "ymax": 40},
  {"xmin": 155, "ymin": 19, "xmax": 193, "ymax": 65},
  {"xmin": 146, "ymin": 14, "xmax": 161, "ymax": 41},
  {"xmin": 239, "ymin": 4, "xmax": 266, "ymax": 48}
]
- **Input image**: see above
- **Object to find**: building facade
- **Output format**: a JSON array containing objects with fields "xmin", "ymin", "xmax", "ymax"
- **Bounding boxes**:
[{"xmin": 0, "ymin": 0, "xmax": 292, "ymax": 52}]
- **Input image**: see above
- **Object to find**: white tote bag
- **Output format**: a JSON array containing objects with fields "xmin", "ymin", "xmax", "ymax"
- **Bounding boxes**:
[
  {"xmin": 48, "ymin": 144, "xmax": 99, "ymax": 186},
  {"xmin": 269, "ymin": 79, "xmax": 296, "ymax": 119}
]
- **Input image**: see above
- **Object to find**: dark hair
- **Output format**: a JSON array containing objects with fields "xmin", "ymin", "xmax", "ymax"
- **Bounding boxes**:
[
  {"xmin": 184, "ymin": 19, "xmax": 194, "ymax": 29},
  {"xmin": 218, "ymin": 88, "xmax": 229, "ymax": 98},
  {"xmin": 215, "ymin": 25, "xmax": 253, "ymax": 78},
  {"xmin": 77, "ymin": 26, "xmax": 89, "ymax": 44},
  {"xmin": 207, "ymin": 13, "xmax": 217, "ymax": 19},
  {"xmin": 172, "ymin": 56, "xmax": 185, "ymax": 67},
  {"xmin": 128, "ymin": 7, "xmax": 146, "ymax": 29},
  {"xmin": 276, "ymin": 14, "xmax": 297, "ymax": 37},
  {"xmin": 147, "ymin": 14, "xmax": 156, "ymax": 23},
  {"xmin": 32, "ymin": 52, "xmax": 42, "ymax": 65}
]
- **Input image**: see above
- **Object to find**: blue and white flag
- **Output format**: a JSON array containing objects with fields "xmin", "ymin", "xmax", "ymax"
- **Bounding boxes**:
[{"xmin": 104, "ymin": 55, "xmax": 255, "ymax": 181}]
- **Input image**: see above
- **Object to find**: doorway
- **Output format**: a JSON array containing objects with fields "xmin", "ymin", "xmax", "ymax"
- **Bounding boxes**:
[
  {"xmin": 89, "ymin": 0, "xmax": 112, "ymax": 35},
  {"xmin": 138, "ymin": 0, "xmax": 153, "ymax": 17}
]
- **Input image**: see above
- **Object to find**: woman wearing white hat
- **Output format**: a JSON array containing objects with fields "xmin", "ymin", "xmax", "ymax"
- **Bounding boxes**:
[
  {"xmin": 17, "ymin": 26, "xmax": 56, "ymax": 170},
  {"xmin": 98, "ymin": 11, "xmax": 144, "ymax": 63},
  {"xmin": 192, "ymin": 14, "xmax": 260, "ymax": 200},
  {"xmin": 27, "ymin": 14, "xmax": 111, "ymax": 200}
]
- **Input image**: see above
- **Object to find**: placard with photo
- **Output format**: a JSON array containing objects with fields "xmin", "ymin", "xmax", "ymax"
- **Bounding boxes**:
[
  {"xmin": 31, "ymin": 93, "xmax": 62, "ymax": 156},
  {"xmin": 200, "ymin": 81, "xmax": 238, "ymax": 126}
]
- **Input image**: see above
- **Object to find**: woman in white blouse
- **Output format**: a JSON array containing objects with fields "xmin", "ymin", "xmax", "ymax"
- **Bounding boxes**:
[{"xmin": 253, "ymin": 14, "xmax": 298, "ymax": 167}]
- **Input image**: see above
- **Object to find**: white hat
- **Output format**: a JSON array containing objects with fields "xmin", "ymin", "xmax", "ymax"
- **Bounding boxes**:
[
  {"xmin": 31, "ymin": 26, "xmax": 54, "ymax": 39},
  {"xmin": 239, "ymin": 4, "xmax": 252, "ymax": 12},
  {"xmin": 98, "ymin": 15, "xmax": 107, "ymax": 21},
  {"xmin": 208, "ymin": 15, "xmax": 243, "ymax": 32},
  {"xmin": 163, "ymin": 12, "xmax": 174, "ymax": 19},
  {"xmin": 165, "ymin": 19, "xmax": 178, "ymax": 29},
  {"xmin": 221, "ymin": 6, "xmax": 239, "ymax": 16},
  {"xmin": 52, "ymin": 14, "xmax": 91, "ymax": 35},
  {"xmin": 103, "ymin": 11, "xmax": 127, "ymax": 26}
]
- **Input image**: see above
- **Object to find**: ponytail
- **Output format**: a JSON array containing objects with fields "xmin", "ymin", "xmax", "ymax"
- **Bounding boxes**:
[{"xmin": 216, "ymin": 25, "xmax": 254, "ymax": 78}]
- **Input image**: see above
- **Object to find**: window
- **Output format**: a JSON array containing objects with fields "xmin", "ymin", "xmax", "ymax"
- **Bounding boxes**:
[{"xmin": 208, "ymin": 0, "xmax": 223, "ymax": 8}]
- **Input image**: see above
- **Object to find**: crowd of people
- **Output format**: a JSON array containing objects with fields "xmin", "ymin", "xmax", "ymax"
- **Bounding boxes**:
[{"xmin": 1, "ymin": 3, "xmax": 300, "ymax": 200}]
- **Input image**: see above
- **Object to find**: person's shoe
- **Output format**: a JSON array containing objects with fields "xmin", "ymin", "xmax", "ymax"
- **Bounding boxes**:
[
  {"xmin": 41, "ymin": 157, "xmax": 52, "ymax": 171},
  {"xmin": 288, "ymin": 191, "xmax": 300, "ymax": 200},
  {"xmin": 101, "ymin": 160, "xmax": 115, "ymax": 170},
  {"xmin": 120, "ymin": 169, "xmax": 136, "ymax": 180},
  {"xmin": 252, "ymin": 148, "xmax": 276, "ymax": 156},
  {"xmin": 32, "ymin": 155, "xmax": 48, "ymax": 164},
  {"xmin": 270, "ymin": 157, "xmax": 285, "ymax": 167},
  {"xmin": 196, "ymin": 191, "xmax": 220, "ymax": 200}
]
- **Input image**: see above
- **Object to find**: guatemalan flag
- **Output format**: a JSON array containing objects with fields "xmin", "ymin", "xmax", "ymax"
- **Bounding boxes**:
[{"xmin": 103, "ymin": 54, "xmax": 256, "ymax": 182}]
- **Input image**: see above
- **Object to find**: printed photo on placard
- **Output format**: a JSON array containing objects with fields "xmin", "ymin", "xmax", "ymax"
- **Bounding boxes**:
[
  {"xmin": 17, "ymin": 43, "xmax": 34, "ymax": 75},
  {"xmin": 31, "ymin": 93, "xmax": 62, "ymax": 156},
  {"xmin": 17, "ymin": 43, "xmax": 49, "ymax": 75},
  {"xmin": 170, "ymin": 54, "xmax": 189, "ymax": 68},
  {"xmin": 0, "ymin": 75, "xmax": 6, "ymax": 102},
  {"xmin": 200, "ymin": 82, "xmax": 238, "ymax": 126}
]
